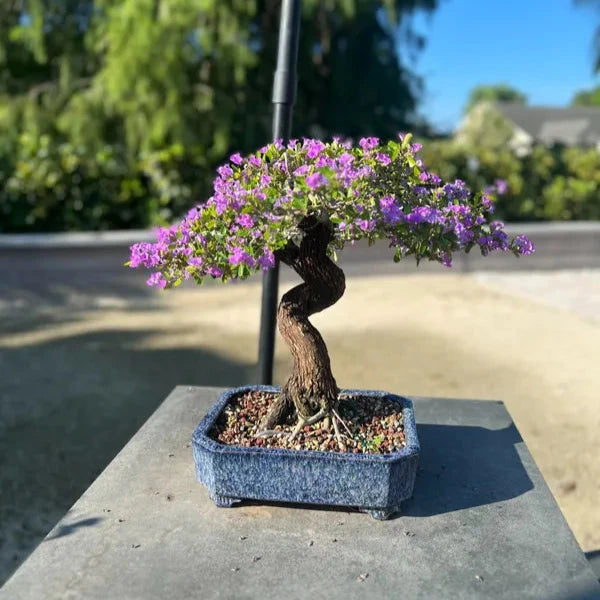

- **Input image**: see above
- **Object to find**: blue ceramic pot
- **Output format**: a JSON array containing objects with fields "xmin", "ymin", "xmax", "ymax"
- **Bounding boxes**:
[{"xmin": 192, "ymin": 385, "xmax": 419, "ymax": 520}]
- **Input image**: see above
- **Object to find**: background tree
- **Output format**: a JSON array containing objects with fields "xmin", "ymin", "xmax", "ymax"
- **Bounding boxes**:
[
  {"xmin": 0, "ymin": 0, "xmax": 438, "ymax": 233},
  {"xmin": 574, "ymin": 0, "xmax": 600, "ymax": 71},
  {"xmin": 464, "ymin": 84, "xmax": 527, "ymax": 113},
  {"xmin": 571, "ymin": 85, "xmax": 600, "ymax": 106}
]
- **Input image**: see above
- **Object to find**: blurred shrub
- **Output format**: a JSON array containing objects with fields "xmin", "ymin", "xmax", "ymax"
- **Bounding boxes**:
[
  {"xmin": 2, "ymin": 136, "xmax": 600, "ymax": 232},
  {"xmin": 0, "ymin": 137, "xmax": 209, "ymax": 232},
  {"xmin": 420, "ymin": 141, "xmax": 600, "ymax": 222}
]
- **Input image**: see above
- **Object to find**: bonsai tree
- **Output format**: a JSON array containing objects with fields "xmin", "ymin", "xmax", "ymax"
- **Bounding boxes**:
[{"xmin": 129, "ymin": 135, "xmax": 534, "ymax": 445}]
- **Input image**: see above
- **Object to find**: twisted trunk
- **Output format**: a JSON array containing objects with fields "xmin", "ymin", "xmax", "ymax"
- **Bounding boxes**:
[{"xmin": 261, "ymin": 217, "xmax": 345, "ymax": 429}]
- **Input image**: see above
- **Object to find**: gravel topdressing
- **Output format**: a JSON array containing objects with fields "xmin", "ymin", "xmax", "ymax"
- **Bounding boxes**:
[{"xmin": 209, "ymin": 390, "xmax": 406, "ymax": 454}]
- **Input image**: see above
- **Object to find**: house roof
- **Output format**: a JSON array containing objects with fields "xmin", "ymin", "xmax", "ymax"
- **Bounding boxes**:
[{"xmin": 495, "ymin": 103, "xmax": 600, "ymax": 146}]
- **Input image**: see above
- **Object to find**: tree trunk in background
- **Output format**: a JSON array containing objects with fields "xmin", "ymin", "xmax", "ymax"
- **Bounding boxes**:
[{"xmin": 260, "ymin": 217, "xmax": 345, "ymax": 429}]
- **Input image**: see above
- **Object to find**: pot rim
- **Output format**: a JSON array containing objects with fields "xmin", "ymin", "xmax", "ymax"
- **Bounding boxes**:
[{"xmin": 192, "ymin": 385, "xmax": 420, "ymax": 462}]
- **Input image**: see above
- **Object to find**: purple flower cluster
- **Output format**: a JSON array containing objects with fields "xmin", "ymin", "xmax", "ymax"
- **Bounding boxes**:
[{"xmin": 128, "ymin": 135, "xmax": 534, "ymax": 287}]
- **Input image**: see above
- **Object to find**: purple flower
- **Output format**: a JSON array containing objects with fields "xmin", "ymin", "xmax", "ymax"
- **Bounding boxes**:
[
  {"xmin": 356, "ymin": 219, "xmax": 375, "ymax": 232},
  {"xmin": 306, "ymin": 172, "xmax": 328, "ymax": 189},
  {"xmin": 188, "ymin": 257, "xmax": 204, "ymax": 268},
  {"xmin": 419, "ymin": 172, "xmax": 429, "ymax": 182},
  {"xmin": 294, "ymin": 165, "xmax": 310, "ymax": 176},
  {"xmin": 411, "ymin": 143, "xmax": 423, "ymax": 153},
  {"xmin": 212, "ymin": 194, "xmax": 228, "ymax": 215},
  {"xmin": 147, "ymin": 272, "xmax": 167, "ymax": 289},
  {"xmin": 444, "ymin": 180, "xmax": 469, "ymax": 201},
  {"xmin": 229, "ymin": 247, "xmax": 255, "ymax": 267},
  {"xmin": 129, "ymin": 242, "xmax": 161, "ymax": 268},
  {"xmin": 359, "ymin": 137, "xmax": 379, "ymax": 151},
  {"xmin": 217, "ymin": 165, "xmax": 233, "ymax": 179},
  {"xmin": 379, "ymin": 195, "xmax": 403, "ymax": 225},
  {"xmin": 230, "ymin": 152, "xmax": 243, "ymax": 165},
  {"xmin": 248, "ymin": 155, "xmax": 262, "ymax": 167},
  {"xmin": 495, "ymin": 179, "xmax": 508, "ymax": 195},
  {"xmin": 376, "ymin": 153, "xmax": 391, "ymax": 166},
  {"xmin": 258, "ymin": 250, "xmax": 276, "ymax": 270},
  {"xmin": 236, "ymin": 214, "xmax": 255, "ymax": 228},
  {"xmin": 305, "ymin": 139, "xmax": 325, "ymax": 159},
  {"xmin": 339, "ymin": 152, "xmax": 354, "ymax": 167},
  {"xmin": 453, "ymin": 223, "xmax": 474, "ymax": 245},
  {"xmin": 513, "ymin": 235, "xmax": 535, "ymax": 255},
  {"xmin": 481, "ymin": 194, "xmax": 495, "ymax": 213},
  {"xmin": 405, "ymin": 206, "xmax": 443, "ymax": 225},
  {"xmin": 206, "ymin": 266, "xmax": 223, "ymax": 278}
]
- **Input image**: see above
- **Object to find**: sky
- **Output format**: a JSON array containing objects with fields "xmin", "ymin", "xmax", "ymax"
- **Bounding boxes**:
[{"xmin": 408, "ymin": 0, "xmax": 600, "ymax": 132}]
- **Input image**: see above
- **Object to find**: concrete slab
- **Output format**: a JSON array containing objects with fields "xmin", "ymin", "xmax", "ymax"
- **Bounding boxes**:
[{"xmin": 1, "ymin": 387, "xmax": 598, "ymax": 600}]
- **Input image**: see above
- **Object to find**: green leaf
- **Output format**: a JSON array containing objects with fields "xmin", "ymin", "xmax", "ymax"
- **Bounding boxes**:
[{"xmin": 291, "ymin": 196, "xmax": 307, "ymax": 212}]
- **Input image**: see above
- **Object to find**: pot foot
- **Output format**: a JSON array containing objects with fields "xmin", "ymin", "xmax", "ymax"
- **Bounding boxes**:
[
  {"xmin": 360, "ymin": 506, "xmax": 399, "ymax": 520},
  {"xmin": 210, "ymin": 493, "xmax": 241, "ymax": 508}
]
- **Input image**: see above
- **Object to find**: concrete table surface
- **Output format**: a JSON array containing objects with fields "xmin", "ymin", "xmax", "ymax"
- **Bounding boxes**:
[{"xmin": 1, "ymin": 386, "xmax": 598, "ymax": 600}]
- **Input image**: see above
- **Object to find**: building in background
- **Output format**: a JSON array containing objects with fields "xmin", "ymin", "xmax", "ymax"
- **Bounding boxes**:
[{"xmin": 456, "ymin": 102, "xmax": 600, "ymax": 155}]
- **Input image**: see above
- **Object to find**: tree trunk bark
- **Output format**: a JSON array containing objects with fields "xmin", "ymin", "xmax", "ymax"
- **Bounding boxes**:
[{"xmin": 260, "ymin": 217, "xmax": 345, "ymax": 429}]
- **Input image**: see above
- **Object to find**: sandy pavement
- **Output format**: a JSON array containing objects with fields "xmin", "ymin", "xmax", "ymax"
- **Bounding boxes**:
[{"xmin": 1, "ymin": 270, "xmax": 599, "ymax": 583}]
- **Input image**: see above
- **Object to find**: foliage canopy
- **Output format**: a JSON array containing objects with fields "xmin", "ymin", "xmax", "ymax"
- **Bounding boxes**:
[{"xmin": 129, "ymin": 135, "xmax": 533, "ymax": 288}]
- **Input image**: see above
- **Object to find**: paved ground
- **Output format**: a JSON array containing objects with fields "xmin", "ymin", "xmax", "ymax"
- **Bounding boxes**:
[{"xmin": 1, "ymin": 250, "xmax": 599, "ymax": 585}]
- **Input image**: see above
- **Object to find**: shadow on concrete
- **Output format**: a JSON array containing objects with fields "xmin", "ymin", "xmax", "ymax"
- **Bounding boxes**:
[
  {"xmin": 403, "ymin": 423, "xmax": 533, "ymax": 517},
  {"xmin": 45, "ymin": 517, "xmax": 104, "ymax": 541},
  {"xmin": 197, "ymin": 422, "xmax": 532, "ymax": 521},
  {"xmin": 0, "ymin": 247, "xmax": 164, "ymax": 335},
  {"xmin": 0, "ymin": 327, "xmax": 253, "ymax": 585},
  {"xmin": 585, "ymin": 549, "xmax": 600, "ymax": 582}
]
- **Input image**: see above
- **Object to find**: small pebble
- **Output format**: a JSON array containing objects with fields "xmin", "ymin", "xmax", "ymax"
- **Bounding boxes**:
[
  {"xmin": 308, "ymin": 540, "xmax": 314, "ymax": 547},
  {"xmin": 404, "ymin": 531, "xmax": 415, "ymax": 537},
  {"xmin": 239, "ymin": 535, "xmax": 247, "ymax": 541},
  {"xmin": 357, "ymin": 573, "xmax": 369, "ymax": 583},
  {"xmin": 231, "ymin": 567, "xmax": 240, "ymax": 572},
  {"xmin": 475, "ymin": 575, "xmax": 484, "ymax": 582},
  {"xmin": 131, "ymin": 544, "xmax": 141, "ymax": 549},
  {"xmin": 252, "ymin": 556, "xmax": 261, "ymax": 563},
  {"xmin": 210, "ymin": 391, "xmax": 405, "ymax": 455}
]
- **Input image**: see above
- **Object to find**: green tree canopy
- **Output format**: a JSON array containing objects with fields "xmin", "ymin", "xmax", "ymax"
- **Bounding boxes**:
[
  {"xmin": 464, "ymin": 84, "xmax": 527, "ymax": 113},
  {"xmin": 0, "ymin": 0, "xmax": 439, "ymax": 232},
  {"xmin": 574, "ymin": 0, "xmax": 600, "ymax": 71},
  {"xmin": 571, "ymin": 85, "xmax": 600, "ymax": 106}
]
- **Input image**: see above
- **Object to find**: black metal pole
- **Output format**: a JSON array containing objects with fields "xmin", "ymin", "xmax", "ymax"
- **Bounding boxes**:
[{"xmin": 257, "ymin": 0, "xmax": 302, "ymax": 384}]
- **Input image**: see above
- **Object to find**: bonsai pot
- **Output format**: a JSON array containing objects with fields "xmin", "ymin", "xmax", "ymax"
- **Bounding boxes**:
[{"xmin": 192, "ymin": 385, "xmax": 420, "ymax": 520}]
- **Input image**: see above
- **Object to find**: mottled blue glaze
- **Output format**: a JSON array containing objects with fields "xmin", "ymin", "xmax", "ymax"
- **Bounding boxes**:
[{"xmin": 192, "ymin": 386, "xmax": 420, "ymax": 519}]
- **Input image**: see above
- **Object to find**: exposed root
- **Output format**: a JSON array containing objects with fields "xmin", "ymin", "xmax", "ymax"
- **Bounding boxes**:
[
  {"xmin": 332, "ymin": 408, "xmax": 352, "ymax": 437},
  {"xmin": 255, "ymin": 406, "xmax": 353, "ymax": 452},
  {"xmin": 288, "ymin": 407, "xmax": 330, "ymax": 442}
]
